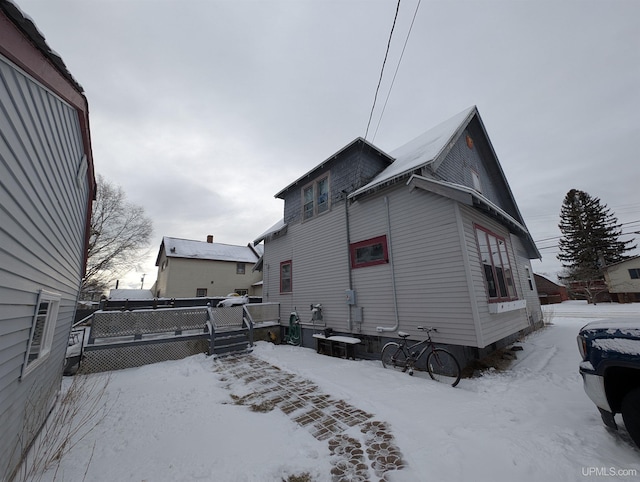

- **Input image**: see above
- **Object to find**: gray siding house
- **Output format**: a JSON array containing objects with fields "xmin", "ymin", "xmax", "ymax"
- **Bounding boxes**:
[
  {"xmin": 255, "ymin": 106, "xmax": 542, "ymax": 363},
  {"xmin": 0, "ymin": 2, "xmax": 95, "ymax": 479}
]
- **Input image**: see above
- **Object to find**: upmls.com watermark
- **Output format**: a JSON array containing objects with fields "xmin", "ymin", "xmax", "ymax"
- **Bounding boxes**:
[{"xmin": 582, "ymin": 466, "xmax": 638, "ymax": 477}]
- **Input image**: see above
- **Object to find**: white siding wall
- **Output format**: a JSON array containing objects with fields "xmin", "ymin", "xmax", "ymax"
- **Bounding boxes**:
[
  {"xmin": 163, "ymin": 257, "xmax": 262, "ymax": 298},
  {"xmin": 511, "ymin": 234, "xmax": 543, "ymax": 326},
  {"xmin": 348, "ymin": 188, "xmax": 477, "ymax": 344},
  {"xmin": 0, "ymin": 55, "xmax": 91, "ymax": 478},
  {"xmin": 264, "ymin": 186, "xmax": 479, "ymax": 346},
  {"xmin": 606, "ymin": 260, "xmax": 640, "ymax": 294},
  {"xmin": 264, "ymin": 206, "xmax": 351, "ymax": 329},
  {"xmin": 459, "ymin": 205, "xmax": 530, "ymax": 346}
]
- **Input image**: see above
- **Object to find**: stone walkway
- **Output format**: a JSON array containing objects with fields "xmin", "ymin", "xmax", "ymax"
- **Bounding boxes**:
[{"xmin": 214, "ymin": 354, "xmax": 405, "ymax": 482}]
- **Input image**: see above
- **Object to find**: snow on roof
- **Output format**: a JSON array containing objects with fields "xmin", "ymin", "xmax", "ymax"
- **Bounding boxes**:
[
  {"xmin": 349, "ymin": 106, "xmax": 476, "ymax": 199},
  {"xmin": 254, "ymin": 218, "xmax": 287, "ymax": 245},
  {"xmin": 158, "ymin": 237, "xmax": 261, "ymax": 264},
  {"xmin": 274, "ymin": 138, "xmax": 393, "ymax": 199},
  {"xmin": 109, "ymin": 289, "xmax": 154, "ymax": 300}
]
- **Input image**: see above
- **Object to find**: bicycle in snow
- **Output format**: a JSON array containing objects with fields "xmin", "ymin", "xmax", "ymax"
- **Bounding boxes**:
[{"xmin": 381, "ymin": 326, "xmax": 461, "ymax": 387}]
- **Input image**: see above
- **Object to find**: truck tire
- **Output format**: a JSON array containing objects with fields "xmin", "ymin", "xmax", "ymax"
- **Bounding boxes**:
[{"xmin": 621, "ymin": 388, "xmax": 640, "ymax": 448}]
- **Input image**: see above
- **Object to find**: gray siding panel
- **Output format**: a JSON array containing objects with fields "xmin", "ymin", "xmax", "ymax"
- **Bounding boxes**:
[
  {"xmin": 459, "ymin": 204, "xmax": 530, "ymax": 346},
  {"xmin": 0, "ymin": 55, "xmax": 89, "ymax": 479},
  {"xmin": 265, "ymin": 208, "xmax": 351, "ymax": 330},
  {"xmin": 267, "ymin": 185, "xmax": 479, "ymax": 346}
]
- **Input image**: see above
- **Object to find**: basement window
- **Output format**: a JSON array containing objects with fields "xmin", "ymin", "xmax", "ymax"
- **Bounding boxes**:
[{"xmin": 22, "ymin": 290, "xmax": 61, "ymax": 378}]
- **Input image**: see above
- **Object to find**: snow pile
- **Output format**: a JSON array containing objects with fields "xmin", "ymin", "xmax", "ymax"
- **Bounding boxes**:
[{"xmin": 39, "ymin": 301, "xmax": 640, "ymax": 481}]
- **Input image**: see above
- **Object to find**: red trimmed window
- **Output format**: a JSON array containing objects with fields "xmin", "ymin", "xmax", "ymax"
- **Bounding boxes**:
[
  {"xmin": 350, "ymin": 235, "xmax": 389, "ymax": 269},
  {"xmin": 475, "ymin": 225, "xmax": 517, "ymax": 301},
  {"xmin": 280, "ymin": 260, "xmax": 292, "ymax": 293}
]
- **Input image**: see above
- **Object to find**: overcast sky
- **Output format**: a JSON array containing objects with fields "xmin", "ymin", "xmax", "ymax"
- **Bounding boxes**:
[{"xmin": 16, "ymin": 0, "xmax": 640, "ymax": 288}]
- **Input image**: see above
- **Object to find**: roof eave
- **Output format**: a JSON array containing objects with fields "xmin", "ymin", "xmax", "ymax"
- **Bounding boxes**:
[
  {"xmin": 407, "ymin": 175, "xmax": 541, "ymax": 259},
  {"xmin": 274, "ymin": 137, "xmax": 393, "ymax": 199}
]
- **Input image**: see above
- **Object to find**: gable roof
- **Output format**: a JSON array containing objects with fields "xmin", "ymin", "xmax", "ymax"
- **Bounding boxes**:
[
  {"xmin": 349, "ymin": 106, "xmax": 476, "ymax": 199},
  {"xmin": 604, "ymin": 255, "xmax": 640, "ymax": 270},
  {"xmin": 155, "ymin": 236, "xmax": 263, "ymax": 266},
  {"xmin": 274, "ymin": 137, "xmax": 393, "ymax": 199}
]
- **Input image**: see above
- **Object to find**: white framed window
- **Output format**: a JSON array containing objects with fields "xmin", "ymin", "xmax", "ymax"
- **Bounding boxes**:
[
  {"xmin": 525, "ymin": 266, "xmax": 534, "ymax": 290},
  {"xmin": 475, "ymin": 225, "xmax": 517, "ymax": 302},
  {"xmin": 302, "ymin": 175, "xmax": 330, "ymax": 220},
  {"xmin": 471, "ymin": 169, "xmax": 482, "ymax": 193},
  {"xmin": 236, "ymin": 263, "xmax": 246, "ymax": 275},
  {"xmin": 22, "ymin": 290, "xmax": 61, "ymax": 377}
]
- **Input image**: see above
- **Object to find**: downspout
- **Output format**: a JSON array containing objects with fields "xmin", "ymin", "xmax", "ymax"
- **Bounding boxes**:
[
  {"xmin": 376, "ymin": 196, "xmax": 400, "ymax": 333},
  {"xmin": 343, "ymin": 190, "xmax": 353, "ymax": 332}
]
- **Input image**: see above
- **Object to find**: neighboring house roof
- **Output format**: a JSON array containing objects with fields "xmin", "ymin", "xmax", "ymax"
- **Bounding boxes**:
[
  {"xmin": 274, "ymin": 137, "xmax": 394, "ymax": 199},
  {"xmin": 603, "ymin": 255, "xmax": 640, "ymax": 270},
  {"xmin": 533, "ymin": 273, "xmax": 564, "ymax": 288},
  {"xmin": 109, "ymin": 289, "xmax": 154, "ymax": 300},
  {"xmin": 155, "ymin": 236, "xmax": 262, "ymax": 266}
]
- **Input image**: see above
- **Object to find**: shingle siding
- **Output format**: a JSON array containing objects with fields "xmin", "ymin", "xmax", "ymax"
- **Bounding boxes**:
[
  {"xmin": 0, "ymin": 53, "xmax": 90, "ymax": 480},
  {"xmin": 435, "ymin": 122, "xmax": 519, "ymax": 220},
  {"xmin": 282, "ymin": 143, "xmax": 390, "ymax": 224}
]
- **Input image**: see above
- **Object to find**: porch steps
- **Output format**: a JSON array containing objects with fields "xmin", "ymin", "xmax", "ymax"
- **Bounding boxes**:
[{"xmin": 212, "ymin": 329, "xmax": 252, "ymax": 356}]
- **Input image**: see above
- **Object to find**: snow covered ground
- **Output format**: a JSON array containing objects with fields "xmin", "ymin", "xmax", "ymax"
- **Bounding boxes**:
[{"xmin": 39, "ymin": 301, "xmax": 640, "ymax": 481}]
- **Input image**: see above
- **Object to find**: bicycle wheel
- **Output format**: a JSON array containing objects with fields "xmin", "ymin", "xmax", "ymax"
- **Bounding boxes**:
[
  {"xmin": 426, "ymin": 349, "xmax": 461, "ymax": 387},
  {"xmin": 381, "ymin": 342, "xmax": 408, "ymax": 372}
]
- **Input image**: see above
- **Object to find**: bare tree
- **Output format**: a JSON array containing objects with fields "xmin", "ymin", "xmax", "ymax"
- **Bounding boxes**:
[{"xmin": 82, "ymin": 175, "xmax": 153, "ymax": 297}]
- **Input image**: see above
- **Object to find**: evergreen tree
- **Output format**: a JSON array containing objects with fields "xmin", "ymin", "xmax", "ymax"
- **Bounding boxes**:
[{"xmin": 557, "ymin": 189, "xmax": 635, "ymax": 296}]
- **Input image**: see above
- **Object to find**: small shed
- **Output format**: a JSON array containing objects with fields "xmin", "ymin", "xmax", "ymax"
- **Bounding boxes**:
[{"xmin": 534, "ymin": 274, "xmax": 569, "ymax": 305}]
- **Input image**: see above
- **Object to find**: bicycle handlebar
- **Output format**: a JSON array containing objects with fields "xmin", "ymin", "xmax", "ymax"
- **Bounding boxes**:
[{"xmin": 417, "ymin": 326, "xmax": 437, "ymax": 333}]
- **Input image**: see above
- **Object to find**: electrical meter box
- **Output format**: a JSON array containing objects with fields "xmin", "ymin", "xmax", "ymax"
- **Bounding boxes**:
[{"xmin": 345, "ymin": 289, "xmax": 356, "ymax": 305}]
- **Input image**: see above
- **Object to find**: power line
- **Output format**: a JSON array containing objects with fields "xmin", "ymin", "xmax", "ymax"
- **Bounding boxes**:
[
  {"xmin": 364, "ymin": 0, "xmax": 402, "ymax": 141},
  {"xmin": 372, "ymin": 0, "xmax": 422, "ymax": 142},
  {"xmin": 533, "ymin": 220, "xmax": 640, "ymax": 244}
]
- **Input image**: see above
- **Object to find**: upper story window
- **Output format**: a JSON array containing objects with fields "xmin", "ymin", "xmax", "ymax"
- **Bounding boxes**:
[
  {"xmin": 350, "ymin": 235, "xmax": 389, "ymax": 269},
  {"xmin": 237, "ymin": 263, "xmax": 246, "ymax": 275},
  {"xmin": 629, "ymin": 269, "xmax": 640, "ymax": 279},
  {"xmin": 475, "ymin": 225, "xmax": 517, "ymax": 302},
  {"xmin": 471, "ymin": 169, "xmax": 482, "ymax": 193},
  {"xmin": 302, "ymin": 175, "xmax": 329, "ymax": 220}
]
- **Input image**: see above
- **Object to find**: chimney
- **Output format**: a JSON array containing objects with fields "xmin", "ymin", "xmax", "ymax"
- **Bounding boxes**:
[{"xmin": 206, "ymin": 235, "xmax": 214, "ymax": 243}]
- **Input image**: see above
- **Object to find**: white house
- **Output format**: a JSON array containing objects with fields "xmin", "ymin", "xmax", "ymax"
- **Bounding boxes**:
[
  {"xmin": 255, "ymin": 106, "xmax": 542, "ymax": 364},
  {"xmin": 154, "ymin": 236, "xmax": 263, "ymax": 298},
  {"xmin": 604, "ymin": 256, "xmax": 640, "ymax": 303}
]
